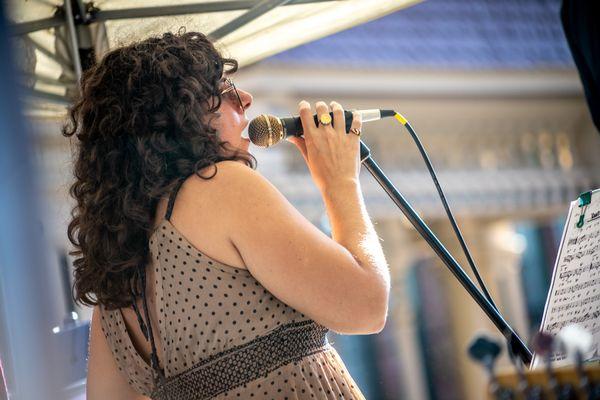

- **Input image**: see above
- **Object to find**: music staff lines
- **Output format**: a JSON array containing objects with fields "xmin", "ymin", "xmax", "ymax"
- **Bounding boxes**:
[
  {"xmin": 558, "ymin": 261, "xmax": 600, "ymax": 279},
  {"xmin": 566, "ymin": 231, "xmax": 599, "ymax": 247},
  {"xmin": 561, "ymin": 246, "xmax": 599, "ymax": 263},
  {"xmin": 550, "ymin": 293, "xmax": 600, "ymax": 313},
  {"xmin": 554, "ymin": 277, "xmax": 600, "ymax": 296},
  {"xmin": 547, "ymin": 310, "xmax": 600, "ymax": 331}
]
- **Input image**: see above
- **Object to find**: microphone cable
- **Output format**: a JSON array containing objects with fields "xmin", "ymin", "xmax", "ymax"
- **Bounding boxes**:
[{"xmin": 391, "ymin": 112, "xmax": 500, "ymax": 312}]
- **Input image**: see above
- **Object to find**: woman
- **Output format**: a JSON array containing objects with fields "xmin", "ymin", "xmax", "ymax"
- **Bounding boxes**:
[{"xmin": 65, "ymin": 30, "xmax": 390, "ymax": 399}]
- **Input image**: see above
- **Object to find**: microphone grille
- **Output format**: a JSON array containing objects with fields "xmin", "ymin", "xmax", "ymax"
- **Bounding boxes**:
[{"xmin": 248, "ymin": 114, "xmax": 284, "ymax": 148}]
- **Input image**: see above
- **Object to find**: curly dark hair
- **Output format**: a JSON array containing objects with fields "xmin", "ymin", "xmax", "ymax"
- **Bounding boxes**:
[{"xmin": 63, "ymin": 30, "xmax": 257, "ymax": 310}]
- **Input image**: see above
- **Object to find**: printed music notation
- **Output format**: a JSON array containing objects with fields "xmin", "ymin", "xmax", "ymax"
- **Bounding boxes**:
[
  {"xmin": 546, "ymin": 310, "xmax": 600, "ymax": 332},
  {"xmin": 566, "ymin": 231, "xmax": 600, "ymax": 247},
  {"xmin": 558, "ymin": 260, "xmax": 600, "ymax": 279},
  {"xmin": 532, "ymin": 189, "xmax": 600, "ymax": 369},
  {"xmin": 554, "ymin": 277, "xmax": 600, "ymax": 296}
]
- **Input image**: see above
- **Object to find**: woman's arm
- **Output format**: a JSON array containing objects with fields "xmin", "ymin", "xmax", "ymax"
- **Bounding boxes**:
[{"xmin": 86, "ymin": 306, "xmax": 149, "ymax": 400}]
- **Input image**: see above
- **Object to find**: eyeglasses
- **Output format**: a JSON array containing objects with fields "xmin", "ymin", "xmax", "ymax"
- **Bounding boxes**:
[{"xmin": 219, "ymin": 77, "xmax": 244, "ymax": 110}]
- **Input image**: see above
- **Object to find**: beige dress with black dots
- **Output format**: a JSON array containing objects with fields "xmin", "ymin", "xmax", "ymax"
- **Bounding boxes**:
[{"xmin": 98, "ymin": 183, "xmax": 366, "ymax": 399}]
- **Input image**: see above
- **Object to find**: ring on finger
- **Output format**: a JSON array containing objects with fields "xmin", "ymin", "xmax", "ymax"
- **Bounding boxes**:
[
  {"xmin": 318, "ymin": 113, "xmax": 332, "ymax": 126},
  {"xmin": 350, "ymin": 127, "xmax": 361, "ymax": 137}
]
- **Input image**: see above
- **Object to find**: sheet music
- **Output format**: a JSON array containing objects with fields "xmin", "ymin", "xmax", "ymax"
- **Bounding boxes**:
[{"xmin": 531, "ymin": 188, "xmax": 600, "ymax": 369}]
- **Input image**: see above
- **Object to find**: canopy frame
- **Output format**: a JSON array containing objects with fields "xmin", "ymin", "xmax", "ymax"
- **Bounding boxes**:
[
  {"xmin": 7, "ymin": 0, "xmax": 418, "ymax": 111},
  {"xmin": 9, "ymin": 0, "xmax": 340, "ymax": 36}
]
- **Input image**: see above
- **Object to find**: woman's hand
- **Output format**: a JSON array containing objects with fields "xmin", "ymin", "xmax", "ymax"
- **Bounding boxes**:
[{"xmin": 287, "ymin": 100, "xmax": 363, "ymax": 193}]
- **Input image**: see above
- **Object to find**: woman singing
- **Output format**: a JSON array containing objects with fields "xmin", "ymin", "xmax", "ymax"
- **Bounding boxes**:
[{"xmin": 65, "ymin": 30, "xmax": 390, "ymax": 399}]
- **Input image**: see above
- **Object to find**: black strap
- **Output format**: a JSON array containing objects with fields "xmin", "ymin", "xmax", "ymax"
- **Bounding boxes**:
[
  {"xmin": 165, "ymin": 180, "xmax": 185, "ymax": 222},
  {"xmin": 131, "ymin": 268, "xmax": 166, "ymax": 386},
  {"xmin": 130, "ymin": 284, "xmax": 148, "ymax": 341},
  {"xmin": 129, "ymin": 180, "xmax": 186, "ymax": 389},
  {"xmin": 140, "ymin": 269, "xmax": 165, "ymax": 383}
]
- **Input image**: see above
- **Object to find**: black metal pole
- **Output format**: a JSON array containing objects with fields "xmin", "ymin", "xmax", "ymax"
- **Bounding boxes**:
[{"xmin": 358, "ymin": 141, "xmax": 533, "ymax": 365}]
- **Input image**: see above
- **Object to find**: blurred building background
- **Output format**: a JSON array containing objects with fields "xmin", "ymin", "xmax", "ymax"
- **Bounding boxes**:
[{"xmin": 13, "ymin": 0, "xmax": 600, "ymax": 399}]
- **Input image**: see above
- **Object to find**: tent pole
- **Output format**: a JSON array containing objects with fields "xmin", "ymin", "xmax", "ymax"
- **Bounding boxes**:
[
  {"xmin": 94, "ymin": 0, "xmax": 336, "ymax": 21},
  {"xmin": 21, "ymin": 35, "xmax": 77, "ymax": 74},
  {"xmin": 63, "ymin": 0, "xmax": 82, "ymax": 82},
  {"xmin": 209, "ymin": 0, "xmax": 292, "ymax": 40},
  {"xmin": 8, "ymin": 15, "xmax": 63, "ymax": 36},
  {"xmin": 21, "ymin": 87, "xmax": 71, "ymax": 104}
]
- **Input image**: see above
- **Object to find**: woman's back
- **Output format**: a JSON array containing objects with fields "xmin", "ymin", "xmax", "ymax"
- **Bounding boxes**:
[
  {"xmin": 98, "ymin": 165, "xmax": 366, "ymax": 399},
  {"xmin": 101, "ymin": 163, "xmax": 251, "ymax": 376}
]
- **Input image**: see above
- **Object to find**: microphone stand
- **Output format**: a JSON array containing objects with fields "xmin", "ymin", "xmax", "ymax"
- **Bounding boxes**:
[{"xmin": 358, "ymin": 141, "xmax": 533, "ymax": 365}]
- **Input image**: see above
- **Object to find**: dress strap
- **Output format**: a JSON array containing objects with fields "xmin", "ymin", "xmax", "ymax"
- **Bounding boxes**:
[
  {"xmin": 140, "ymin": 269, "xmax": 165, "ymax": 383},
  {"xmin": 130, "ymin": 268, "xmax": 166, "ymax": 386},
  {"xmin": 129, "ymin": 179, "xmax": 184, "ymax": 388},
  {"xmin": 165, "ymin": 180, "xmax": 185, "ymax": 222}
]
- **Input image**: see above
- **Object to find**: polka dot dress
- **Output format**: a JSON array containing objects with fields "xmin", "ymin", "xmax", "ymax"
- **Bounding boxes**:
[{"xmin": 99, "ymin": 218, "xmax": 365, "ymax": 399}]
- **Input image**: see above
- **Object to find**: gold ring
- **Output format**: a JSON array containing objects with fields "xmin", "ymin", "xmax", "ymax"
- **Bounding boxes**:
[
  {"xmin": 350, "ymin": 127, "xmax": 361, "ymax": 137},
  {"xmin": 319, "ymin": 113, "xmax": 332, "ymax": 126}
]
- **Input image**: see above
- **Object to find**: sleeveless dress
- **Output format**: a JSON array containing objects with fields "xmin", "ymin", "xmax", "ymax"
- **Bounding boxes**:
[{"xmin": 98, "ymin": 179, "xmax": 366, "ymax": 399}]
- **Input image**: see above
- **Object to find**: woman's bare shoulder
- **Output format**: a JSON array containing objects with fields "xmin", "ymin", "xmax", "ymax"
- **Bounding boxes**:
[
  {"xmin": 187, "ymin": 160, "xmax": 271, "ymax": 202},
  {"xmin": 167, "ymin": 161, "xmax": 262, "ymax": 270}
]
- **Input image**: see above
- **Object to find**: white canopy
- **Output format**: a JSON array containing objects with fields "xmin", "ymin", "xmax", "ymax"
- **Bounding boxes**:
[{"xmin": 7, "ymin": 0, "xmax": 421, "ymax": 116}]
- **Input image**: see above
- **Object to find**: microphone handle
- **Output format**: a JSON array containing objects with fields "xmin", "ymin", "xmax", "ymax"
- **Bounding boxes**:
[{"xmin": 281, "ymin": 111, "xmax": 355, "ymax": 138}]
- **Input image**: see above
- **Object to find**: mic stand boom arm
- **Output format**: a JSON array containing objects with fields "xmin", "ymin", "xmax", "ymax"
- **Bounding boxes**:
[{"xmin": 358, "ymin": 141, "xmax": 533, "ymax": 365}]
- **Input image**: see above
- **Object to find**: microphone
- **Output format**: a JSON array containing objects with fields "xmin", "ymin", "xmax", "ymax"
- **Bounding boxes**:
[{"xmin": 248, "ymin": 109, "xmax": 396, "ymax": 148}]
